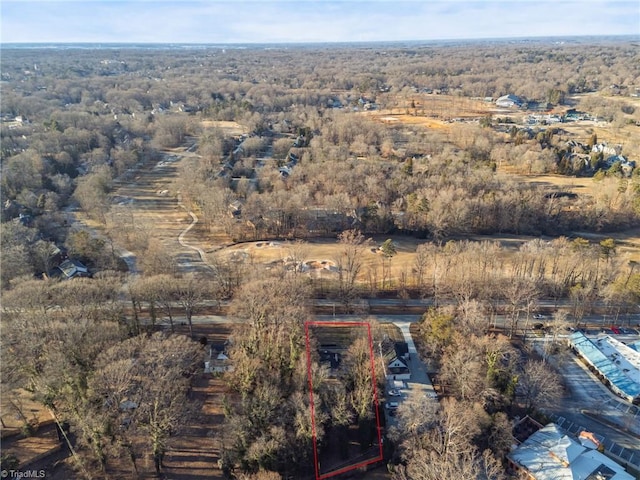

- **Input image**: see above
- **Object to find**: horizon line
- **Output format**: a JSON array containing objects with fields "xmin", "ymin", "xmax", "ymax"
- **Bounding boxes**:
[{"xmin": 2, "ymin": 34, "xmax": 639, "ymax": 47}]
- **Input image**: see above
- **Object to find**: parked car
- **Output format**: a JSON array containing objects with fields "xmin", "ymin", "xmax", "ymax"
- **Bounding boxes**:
[
  {"xmin": 385, "ymin": 401, "xmax": 399, "ymax": 410},
  {"xmin": 533, "ymin": 314, "xmax": 544, "ymax": 320},
  {"xmin": 610, "ymin": 326, "xmax": 621, "ymax": 334},
  {"xmin": 388, "ymin": 388, "xmax": 401, "ymax": 397}
]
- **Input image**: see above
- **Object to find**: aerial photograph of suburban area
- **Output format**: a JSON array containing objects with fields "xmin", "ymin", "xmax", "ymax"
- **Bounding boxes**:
[{"xmin": 1, "ymin": 1, "xmax": 639, "ymax": 479}]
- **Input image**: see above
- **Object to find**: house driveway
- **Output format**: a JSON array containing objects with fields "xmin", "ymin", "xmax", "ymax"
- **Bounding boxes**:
[
  {"xmin": 391, "ymin": 319, "xmax": 437, "ymax": 399},
  {"xmin": 315, "ymin": 314, "xmax": 436, "ymax": 393}
]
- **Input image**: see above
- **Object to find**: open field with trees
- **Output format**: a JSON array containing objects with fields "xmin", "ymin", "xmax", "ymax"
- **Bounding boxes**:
[{"xmin": 2, "ymin": 37, "xmax": 639, "ymax": 479}]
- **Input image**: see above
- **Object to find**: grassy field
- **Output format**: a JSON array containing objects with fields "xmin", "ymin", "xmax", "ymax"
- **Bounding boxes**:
[
  {"xmin": 498, "ymin": 166, "xmax": 603, "ymax": 196},
  {"xmin": 216, "ymin": 236, "xmax": 420, "ymax": 285},
  {"xmin": 200, "ymin": 120, "xmax": 249, "ymax": 137},
  {"xmin": 214, "ymin": 230, "xmax": 640, "ymax": 284}
]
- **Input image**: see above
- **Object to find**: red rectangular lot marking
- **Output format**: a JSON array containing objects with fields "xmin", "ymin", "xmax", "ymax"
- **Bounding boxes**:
[{"xmin": 304, "ymin": 321, "xmax": 384, "ymax": 480}]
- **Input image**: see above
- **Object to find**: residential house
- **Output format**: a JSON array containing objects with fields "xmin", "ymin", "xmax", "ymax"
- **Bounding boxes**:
[
  {"xmin": 592, "ymin": 143, "xmax": 621, "ymax": 156},
  {"xmin": 18, "ymin": 213, "xmax": 33, "ymax": 226},
  {"xmin": 525, "ymin": 101, "xmax": 552, "ymax": 111},
  {"xmin": 228, "ymin": 200, "xmax": 243, "ymax": 217},
  {"xmin": 565, "ymin": 140, "xmax": 588, "ymax": 153},
  {"xmin": 318, "ymin": 350, "xmax": 341, "ymax": 370},
  {"xmin": 302, "ymin": 208, "xmax": 360, "ymax": 234},
  {"xmin": 52, "ymin": 259, "xmax": 90, "ymax": 280},
  {"xmin": 621, "ymin": 159, "xmax": 636, "ymax": 177},
  {"xmin": 604, "ymin": 155, "xmax": 636, "ymax": 176},
  {"xmin": 205, "ymin": 343, "xmax": 233, "ymax": 374},
  {"xmin": 278, "ymin": 166, "xmax": 292, "ymax": 177},
  {"xmin": 496, "ymin": 94, "xmax": 523, "ymax": 108},
  {"xmin": 380, "ymin": 340, "xmax": 411, "ymax": 380},
  {"xmin": 394, "ymin": 341, "xmax": 410, "ymax": 362},
  {"xmin": 508, "ymin": 423, "xmax": 634, "ymax": 480},
  {"xmin": 387, "ymin": 357, "xmax": 410, "ymax": 380}
]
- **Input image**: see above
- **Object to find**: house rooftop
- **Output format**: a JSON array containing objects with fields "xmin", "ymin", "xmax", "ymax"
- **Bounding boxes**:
[{"xmin": 54, "ymin": 258, "xmax": 89, "ymax": 279}]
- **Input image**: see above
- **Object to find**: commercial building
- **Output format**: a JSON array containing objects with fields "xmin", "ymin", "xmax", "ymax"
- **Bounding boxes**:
[
  {"xmin": 508, "ymin": 423, "xmax": 634, "ymax": 480},
  {"xmin": 568, "ymin": 331, "xmax": 640, "ymax": 404}
]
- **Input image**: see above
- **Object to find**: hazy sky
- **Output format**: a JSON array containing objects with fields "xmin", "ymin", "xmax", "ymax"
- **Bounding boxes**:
[{"xmin": 1, "ymin": 0, "xmax": 639, "ymax": 44}]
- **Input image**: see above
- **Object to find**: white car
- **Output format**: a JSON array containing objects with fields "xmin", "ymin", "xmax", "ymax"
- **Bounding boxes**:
[
  {"xmin": 388, "ymin": 388, "xmax": 401, "ymax": 397},
  {"xmin": 385, "ymin": 401, "xmax": 399, "ymax": 410}
]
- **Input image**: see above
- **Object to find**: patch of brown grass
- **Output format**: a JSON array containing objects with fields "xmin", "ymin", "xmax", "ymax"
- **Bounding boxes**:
[
  {"xmin": 367, "ymin": 111, "xmax": 451, "ymax": 131},
  {"xmin": 497, "ymin": 166, "xmax": 601, "ymax": 197},
  {"xmin": 200, "ymin": 120, "xmax": 249, "ymax": 137},
  {"xmin": 217, "ymin": 237, "xmax": 418, "ymax": 285}
]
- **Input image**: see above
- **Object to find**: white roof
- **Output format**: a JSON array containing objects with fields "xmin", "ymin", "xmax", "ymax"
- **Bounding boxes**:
[
  {"xmin": 597, "ymin": 335, "xmax": 640, "ymax": 373},
  {"xmin": 496, "ymin": 94, "xmax": 522, "ymax": 105},
  {"xmin": 509, "ymin": 423, "xmax": 633, "ymax": 480},
  {"xmin": 569, "ymin": 332, "xmax": 640, "ymax": 402}
]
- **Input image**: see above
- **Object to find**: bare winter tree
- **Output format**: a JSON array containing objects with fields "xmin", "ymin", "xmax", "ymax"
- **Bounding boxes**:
[
  {"xmin": 85, "ymin": 333, "xmax": 202, "ymax": 475},
  {"xmin": 175, "ymin": 273, "xmax": 209, "ymax": 338},
  {"xmin": 333, "ymin": 229, "xmax": 370, "ymax": 311},
  {"xmin": 221, "ymin": 275, "xmax": 325, "ymax": 477},
  {"xmin": 392, "ymin": 399, "xmax": 505, "ymax": 480},
  {"xmin": 517, "ymin": 360, "xmax": 563, "ymax": 412},
  {"xmin": 284, "ymin": 239, "xmax": 310, "ymax": 276}
]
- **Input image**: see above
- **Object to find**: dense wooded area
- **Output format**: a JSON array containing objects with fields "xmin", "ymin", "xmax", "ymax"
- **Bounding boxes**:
[{"xmin": 1, "ymin": 37, "xmax": 639, "ymax": 479}]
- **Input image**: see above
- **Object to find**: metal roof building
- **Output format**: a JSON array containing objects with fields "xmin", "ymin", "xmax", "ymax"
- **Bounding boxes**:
[
  {"xmin": 568, "ymin": 332, "xmax": 640, "ymax": 404},
  {"xmin": 508, "ymin": 423, "xmax": 634, "ymax": 480},
  {"xmin": 496, "ymin": 94, "xmax": 523, "ymax": 108}
]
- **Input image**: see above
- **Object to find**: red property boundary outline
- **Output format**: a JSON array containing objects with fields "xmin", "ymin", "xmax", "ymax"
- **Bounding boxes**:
[{"xmin": 304, "ymin": 321, "xmax": 384, "ymax": 480}]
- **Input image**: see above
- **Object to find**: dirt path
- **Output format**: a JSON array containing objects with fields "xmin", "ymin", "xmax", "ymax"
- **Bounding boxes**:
[
  {"xmin": 177, "ymin": 195, "xmax": 213, "ymax": 272},
  {"xmin": 161, "ymin": 375, "xmax": 225, "ymax": 479}
]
